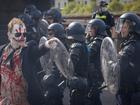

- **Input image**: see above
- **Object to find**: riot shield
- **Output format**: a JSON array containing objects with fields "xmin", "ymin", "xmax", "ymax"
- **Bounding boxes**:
[
  {"xmin": 100, "ymin": 37, "xmax": 120, "ymax": 94},
  {"xmin": 39, "ymin": 36, "xmax": 74, "ymax": 80},
  {"xmin": 40, "ymin": 37, "xmax": 53, "ymax": 75}
]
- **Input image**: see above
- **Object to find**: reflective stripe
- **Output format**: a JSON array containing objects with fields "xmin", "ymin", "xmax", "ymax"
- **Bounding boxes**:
[{"xmin": 95, "ymin": 14, "xmax": 107, "ymax": 19}]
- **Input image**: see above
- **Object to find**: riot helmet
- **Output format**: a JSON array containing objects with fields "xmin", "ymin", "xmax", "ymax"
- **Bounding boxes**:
[
  {"xmin": 46, "ymin": 8, "xmax": 62, "ymax": 23},
  {"xmin": 86, "ymin": 19, "xmax": 107, "ymax": 37},
  {"xmin": 18, "ymin": 13, "xmax": 34, "ymax": 28},
  {"xmin": 30, "ymin": 9, "xmax": 42, "ymax": 21},
  {"xmin": 116, "ymin": 12, "xmax": 140, "ymax": 37},
  {"xmin": 24, "ymin": 4, "xmax": 37, "ymax": 15},
  {"xmin": 48, "ymin": 23, "xmax": 65, "ymax": 39},
  {"xmin": 66, "ymin": 22, "xmax": 85, "ymax": 42}
]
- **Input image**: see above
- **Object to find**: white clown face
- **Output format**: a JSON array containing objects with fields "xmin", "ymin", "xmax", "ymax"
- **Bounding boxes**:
[{"xmin": 8, "ymin": 23, "xmax": 27, "ymax": 49}]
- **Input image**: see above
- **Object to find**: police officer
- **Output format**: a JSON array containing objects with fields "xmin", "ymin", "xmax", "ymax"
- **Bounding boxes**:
[
  {"xmin": 44, "ymin": 8, "xmax": 63, "ymax": 24},
  {"xmin": 92, "ymin": 0, "xmax": 115, "ymax": 37},
  {"xmin": 29, "ymin": 9, "xmax": 46, "ymax": 43},
  {"xmin": 41, "ymin": 23, "xmax": 68, "ymax": 105},
  {"xmin": 86, "ymin": 19, "xmax": 107, "ymax": 105},
  {"xmin": 24, "ymin": 5, "xmax": 49, "ymax": 43},
  {"xmin": 66, "ymin": 22, "xmax": 89, "ymax": 105},
  {"xmin": 115, "ymin": 12, "xmax": 140, "ymax": 105}
]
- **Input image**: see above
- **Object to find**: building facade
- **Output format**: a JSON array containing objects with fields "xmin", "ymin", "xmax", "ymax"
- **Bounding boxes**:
[
  {"xmin": 54, "ymin": 0, "xmax": 134, "ymax": 9},
  {"xmin": 54, "ymin": 0, "xmax": 91, "ymax": 9},
  {"xmin": 55, "ymin": 0, "xmax": 68, "ymax": 9}
]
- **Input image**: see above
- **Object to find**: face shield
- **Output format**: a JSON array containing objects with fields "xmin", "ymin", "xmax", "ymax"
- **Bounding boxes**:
[
  {"xmin": 116, "ymin": 19, "xmax": 131, "ymax": 38},
  {"xmin": 86, "ymin": 23, "xmax": 96, "ymax": 38},
  {"xmin": 115, "ymin": 18, "xmax": 125, "ymax": 33},
  {"xmin": 85, "ymin": 23, "xmax": 90, "ymax": 33}
]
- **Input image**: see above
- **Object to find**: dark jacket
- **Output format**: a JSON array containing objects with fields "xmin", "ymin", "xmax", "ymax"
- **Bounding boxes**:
[
  {"xmin": 87, "ymin": 37, "xmax": 104, "ymax": 87},
  {"xmin": 69, "ymin": 42, "xmax": 89, "ymax": 78},
  {"xmin": 119, "ymin": 35, "xmax": 140, "ymax": 92}
]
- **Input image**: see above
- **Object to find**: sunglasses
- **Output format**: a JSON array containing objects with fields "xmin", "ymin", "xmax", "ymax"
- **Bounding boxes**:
[{"xmin": 13, "ymin": 33, "xmax": 28, "ymax": 37}]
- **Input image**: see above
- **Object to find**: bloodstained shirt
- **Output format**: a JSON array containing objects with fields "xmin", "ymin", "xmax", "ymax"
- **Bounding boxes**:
[{"xmin": 0, "ymin": 45, "xmax": 30, "ymax": 105}]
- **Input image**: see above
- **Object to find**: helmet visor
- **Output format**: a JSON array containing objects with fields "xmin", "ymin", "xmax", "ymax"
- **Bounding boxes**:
[
  {"xmin": 116, "ymin": 18, "xmax": 133, "ymax": 33},
  {"xmin": 115, "ymin": 18, "xmax": 125, "ymax": 33},
  {"xmin": 85, "ymin": 23, "xmax": 92, "ymax": 34}
]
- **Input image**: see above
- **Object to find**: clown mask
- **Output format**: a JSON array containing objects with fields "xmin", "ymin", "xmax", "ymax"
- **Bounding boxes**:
[{"xmin": 8, "ymin": 23, "xmax": 27, "ymax": 49}]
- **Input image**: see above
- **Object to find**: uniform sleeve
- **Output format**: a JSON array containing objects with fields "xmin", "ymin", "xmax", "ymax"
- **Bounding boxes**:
[
  {"xmin": 89, "ymin": 40, "xmax": 101, "ymax": 62},
  {"xmin": 69, "ymin": 44, "xmax": 82, "ymax": 69}
]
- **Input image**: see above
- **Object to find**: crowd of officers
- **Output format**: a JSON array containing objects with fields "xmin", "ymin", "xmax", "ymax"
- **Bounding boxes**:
[{"xmin": 0, "ymin": 0, "xmax": 140, "ymax": 105}]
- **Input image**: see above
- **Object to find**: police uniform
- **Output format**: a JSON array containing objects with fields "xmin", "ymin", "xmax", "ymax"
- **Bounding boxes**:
[
  {"xmin": 66, "ymin": 22, "xmax": 89, "ymax": 105},
  {"xmin": 116, "ymin": 35, "xmax": 140, "ymax": 105},
  {"xmin": 115, "ymin": 12, "xmax": 140, "ymax": 105},
  {"xmin": 86, "ymin": 19, "xmax": 107, "ymax": 105}
]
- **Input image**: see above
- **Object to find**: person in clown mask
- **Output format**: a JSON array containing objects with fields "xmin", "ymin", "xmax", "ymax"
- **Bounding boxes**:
[
  {"xmin": 0, "ymin": 17, "xmax": 55, "ymax": 105},
  {"xmin": 7, "ymin": 19, "xmax": 27, "ymax": 48}
]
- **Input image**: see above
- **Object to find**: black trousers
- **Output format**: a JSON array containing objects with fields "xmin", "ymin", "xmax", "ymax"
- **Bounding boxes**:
[
  {"xmin": 70, "ymin": 89, "xmax": 86, "ymax": 105},
  {"xmin": 116, "ymin": 91, "xmax": 140, "ymax": 105},
  {"xmin": 86, "ymin": 92, "xmax": 102, "ymax": 105},
  {"xmin": 44, "ymin": 86, "xmax": 63, "ymax": 105}
]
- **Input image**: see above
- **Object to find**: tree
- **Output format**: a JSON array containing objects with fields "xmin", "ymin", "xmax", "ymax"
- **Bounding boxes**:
[
  {"xmin": 108, "ymin": 0, "xmax": 123, "ymax": 12},
  {"xmin": 62, "ymin": 0, "xmax": 96, "ymax": 16}
]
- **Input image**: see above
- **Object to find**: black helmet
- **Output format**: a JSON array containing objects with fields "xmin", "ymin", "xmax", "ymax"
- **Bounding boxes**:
[
  {"xmin": 86, "ymin": 19, "xmax": 107, "ymax": 36},
  {"xmin": 30, "ymin": 9, "xmax": 42, "ymax": 20},
  {"xmin": 66, "ymin": 22, "xmax": 85, "ymax": 42},
  {"xmin": 24, "ymin": 4, "xmax": 37, "ymax": 15},
  {"xmin": 116, "ymin": 12, "xmax": 140, "ymax": 35},
  {"xmin": 48, "ymin": 23, "xmax": 66, "ymax": 38},
  {"xmin": 99, "ymin": 0, "xmax": 108, "ymax": 7},
  {"xmin": 46, "ymin": 8, "xmax": 62, "ymax": 23},
  {"xmin": 18, "ymin": 13, "xmax": 34, "ymax": 28}
]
